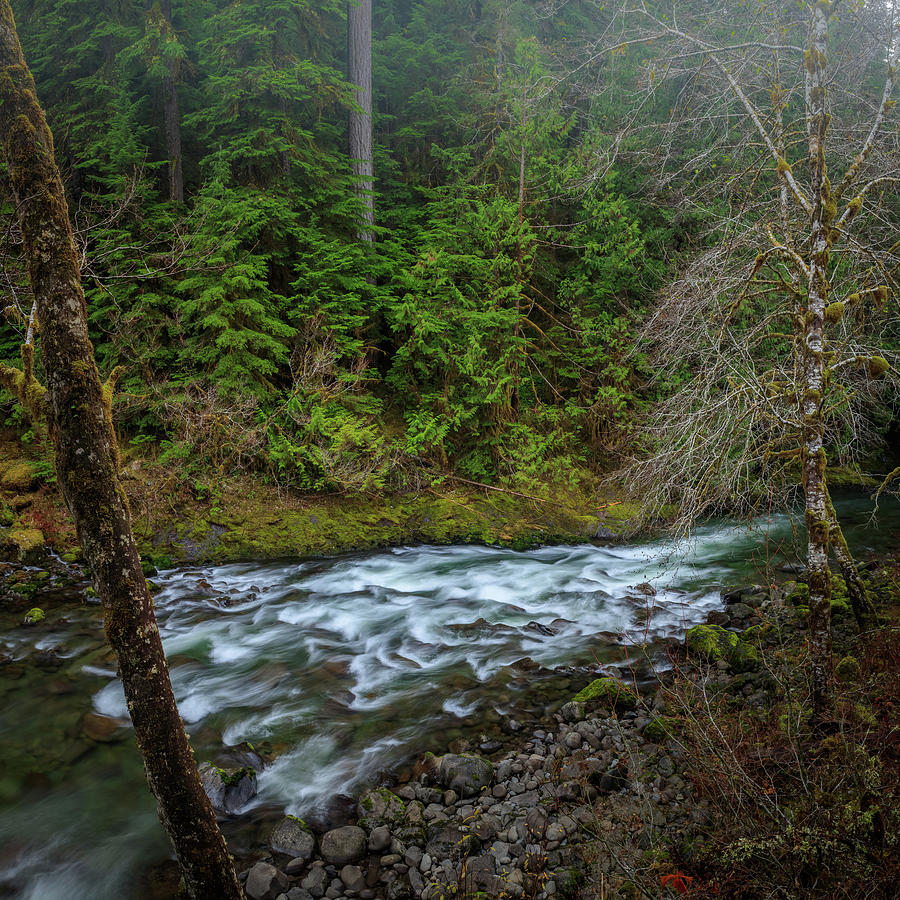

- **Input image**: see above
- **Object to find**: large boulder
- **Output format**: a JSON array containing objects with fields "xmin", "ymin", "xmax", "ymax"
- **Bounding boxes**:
[
  {"xmin": 357, "ymin": 787, "xmax": 406, "ymax": 830},
  {"xmin": 436, "ymin": 754, "xmax": 493, "ymax": 798},
  {"xmin": 319, "ymin": 825, "xmax": 367, "ymax": 865},
  {"xmin": 245, "ymin": 861, "xmax": 289, "ymax": 900},
  {"xmin": 270, "ymin": 815, "xmax": 316, "ymax": 862}
]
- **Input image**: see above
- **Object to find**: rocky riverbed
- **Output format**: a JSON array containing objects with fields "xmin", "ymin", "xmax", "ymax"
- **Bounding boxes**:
[{"xmin": 230, "ymin": 566, "xmax": 883, "ymax": 900}]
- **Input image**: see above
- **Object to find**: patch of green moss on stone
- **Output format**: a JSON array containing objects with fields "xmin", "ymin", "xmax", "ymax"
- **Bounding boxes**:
[
  {"xmin": 686, "ymin": 624, "xmax": 758, "ymax": 672},
  {"xmin": 221, "ymin": 766, "xmax": 255, "ymax": 787},
  {"xmin": 23, "ymin": 607, "xmax": 44, "ymax": 625},
  {"xmin": 572, "ymin": 677, "xmax": 638, "ymax": 711}
]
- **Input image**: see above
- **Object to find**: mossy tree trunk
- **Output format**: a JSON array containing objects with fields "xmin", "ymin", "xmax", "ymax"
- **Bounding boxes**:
[
  {"xmin": 0, "ymin": 4, "xmax": 242, "ymax": 897},
  {"xmin": 802, "ymin": 1, "xmax": 833, "ymax": 723}
]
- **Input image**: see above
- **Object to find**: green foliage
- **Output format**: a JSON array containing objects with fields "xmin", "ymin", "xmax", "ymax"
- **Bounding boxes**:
[{"xmin": 3, "ymin": 0, "xmax": 675, "ymax": 492}]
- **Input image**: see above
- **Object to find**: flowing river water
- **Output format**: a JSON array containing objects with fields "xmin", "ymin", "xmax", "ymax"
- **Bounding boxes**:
[{"xmin": 0, "ymin": 495, "xmax": 897, "ymax": 899}]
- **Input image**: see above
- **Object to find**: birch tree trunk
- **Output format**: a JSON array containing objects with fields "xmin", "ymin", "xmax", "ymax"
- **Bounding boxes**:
[
  {"xmin": 348, "ymin": 0, "xmax": 374, "ymax": 242},
  {"xmin": 0, "ymin": 5, "xmax": 241, "ymax": 897}
]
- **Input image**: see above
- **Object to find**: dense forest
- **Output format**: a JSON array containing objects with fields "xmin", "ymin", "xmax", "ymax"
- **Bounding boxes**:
[
  {"xmin": 1, "ymin": 1, "xmax": 896, "ymax": 502},
  {"xmin": 1, "ymin": 4, "xmax": 900, "ymax": 900}
]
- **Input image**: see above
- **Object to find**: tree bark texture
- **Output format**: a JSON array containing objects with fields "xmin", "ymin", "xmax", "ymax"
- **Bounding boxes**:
[
  {"xmin": 801, "ymin": 2, "xmax": 833, "ymax": 722},
  {"xmin": 348, "ymin": 0, "xmax": 374, "ymax": 241},
  {"xmin": 0, "ymin": 5, "xmax": 241, "ymax": 897}
]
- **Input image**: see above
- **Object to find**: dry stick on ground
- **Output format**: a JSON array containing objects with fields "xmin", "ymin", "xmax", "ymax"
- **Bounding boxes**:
[{"xmin": 0, "ymin": 5, "xmax": 243, "ymax": 898}]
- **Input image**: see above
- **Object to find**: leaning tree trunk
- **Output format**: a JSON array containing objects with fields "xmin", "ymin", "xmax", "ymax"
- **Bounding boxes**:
[
  {"xmin": 802, "ymin": 2, "xmax": 834, "ymax": 723},
  {"xmin": 348, "ymin": 0, "xmax": 374, "ymax": 242},
  {"xmin": 0, "ymin": 6, "xmax": 242, "ymax": 898}
]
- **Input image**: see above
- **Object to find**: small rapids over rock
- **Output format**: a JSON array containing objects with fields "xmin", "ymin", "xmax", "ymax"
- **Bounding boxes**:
[{"xmin": 0, "ymin": 495, "xmax": 897, "ymax": 899}]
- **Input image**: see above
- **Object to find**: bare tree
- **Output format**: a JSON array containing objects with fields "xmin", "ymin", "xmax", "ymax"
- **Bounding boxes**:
[
  {"xmin": 614, "ymin": 0, "xmax": 900, "ymax": 720},
  {"xmin": 0, "ymin": 4, "xmax": 242, "ymax": 897}
]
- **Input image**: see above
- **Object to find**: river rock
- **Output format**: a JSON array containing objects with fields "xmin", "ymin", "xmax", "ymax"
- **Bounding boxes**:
[
  {"xmin": 270, "ymin": 815, "xmax": 316, "ymax": 861},
  {"xmin": 358, "ymin": 787, "xmax": 406, "ymax": 829},
  {"xmin": 436, "ymin": 754, "xmax": 493, "ymax": 798},
  {"xmin": 301, "ymin": 866, "xmax": 329, "ymax": 898},
  {"xmin": 340, "ymin": 864, "xmax": 366, "ymax": 893},
  {"xmin": 245, "ymin": 861, "xmax": 289, "ymax": 900},
  {"xmin": 368, "ymin": 824, "xmax": 391, "ymax": 851},
  {"xmin": 320, "ymin": 825, "xmax": 367, "ymax": 865},
  {"xmin": 198, "ymin": 762, "xmax": 258, "ymax": 814},
  {"xmin": 80, "ymin": 712, "xmax": 123, "ymax": 743},
  {"xmin": 425, "ymin": 825, "xmax": 479, "ymax": 862}
]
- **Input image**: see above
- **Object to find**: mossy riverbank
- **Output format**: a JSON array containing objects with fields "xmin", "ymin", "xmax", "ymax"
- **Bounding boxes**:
[{"xmin": 0, "ymin": 438, "xmax": 643, "ymax": 567}]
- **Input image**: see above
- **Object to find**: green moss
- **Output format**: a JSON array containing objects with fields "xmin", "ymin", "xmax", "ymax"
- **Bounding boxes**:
[
  {"xmin": 866, "ymin": 356, "xmax": 890, "ymax": 379},
  {"xmin": 221, "ymin": 766, "xmax": 254, "ymax": 787},
  {"xmin": 572, "ymin": 677, "xmax": 638, "ymax": 711},
  {"xmin": 0, "ymin": 460, "xmax": 37, "ymax": 492},
  {"xmin": 785, "ymin": 582, "xmax": 810, "ymax": 606},
  {"xmin": 643, "ymin": 716, "xmax": 679, "ymax": 743},
  {"xmin": 132, "ymin": 481, "xmax": 643, "ymax": 565},
  {"xmin": 835, "ymin": 655, "xmax": 861, "ymax": 683},
  {"xmin": 686, "ymin": 624, "xmax": 759, "ymax": 672},
  {"xmin": 23, "ymin": 607, "xmax": 44, "ymax": 625},
  {"xmin": 4, "ymin": 527, "xmax": 44, "ymax": 558},
  {"xmin": 824, "ymin": 302, "xmax": 845, "ymax": 324}
]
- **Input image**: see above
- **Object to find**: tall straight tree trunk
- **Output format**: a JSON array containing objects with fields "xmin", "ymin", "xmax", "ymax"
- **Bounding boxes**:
[
  {"xmin": 348, "ymin": 0, "xmax": 374, "ymax": 242},
  {"xmin": 159, "ymin": 0, "xmax": 183, "ymax": 203},
  {"xmin": 802, "ymin": 2, "xmax": 833, "ymax": 723},
  {"xmin": 0, "ymin": 6, "xmax": 241, "ymax": 898}
]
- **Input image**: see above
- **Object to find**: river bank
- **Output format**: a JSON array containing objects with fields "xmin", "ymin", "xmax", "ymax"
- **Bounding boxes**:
[{"xmin": 0, "ymin": 438, "xmax": 640, "ymax": 571}]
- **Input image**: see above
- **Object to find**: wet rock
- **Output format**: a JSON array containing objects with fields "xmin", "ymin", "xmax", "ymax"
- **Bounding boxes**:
[
  {"xmin": 436, "ymin": 754, "xmax": 493, "ymax": 798},
  {"xmin": 81, "ymin": 712, "xmax": 125, "ymax": 744},
  {"xmin": 320, "ymin": 826, "xmax": 367, "ymax": 865},
  {"xmin": 246, "ymin": 861, "xmax": 289, "ymax": 900},
  {"xmin": 198, "ymin": 762, "xmax": 258, "ymax": 814},
  {"xmin": 270, "ymin": 816, "xmax": 316, "ymax": 861}
]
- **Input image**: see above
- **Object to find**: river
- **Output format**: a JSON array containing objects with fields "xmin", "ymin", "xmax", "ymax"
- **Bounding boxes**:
[{"xmin": 0, "ymin": 494, "xmax": 897, "ymax": 899}]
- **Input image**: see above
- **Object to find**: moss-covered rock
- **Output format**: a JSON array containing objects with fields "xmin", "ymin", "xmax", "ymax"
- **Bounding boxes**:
[
  {"xmin": 22, "ymin": 606, "xmax": 44, "ymax": 625},
  {"xmin": 835, "ymin": 655, "xmax": 861, "ymax": 682},
  {"xmin": 686, "ymin": 624, "xmax": 759, "ymax": 671},
  {"xmin": 0, "ymin": 460, "xmax": 37, "ymax": 492},
  {"xmin": 642, "ymin": 716, "xmax": 679, "ymax": 743},
  {"xmin": 2, "ymin": 526, "xmax": 45, "ymax": 560},
  {"xmin": 357, "ymin": 787, "xmax": 407, "ymax": 828},
  {"xmin": 572, "ymin": 676, "xmax": 639, "ymax": 712}
]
